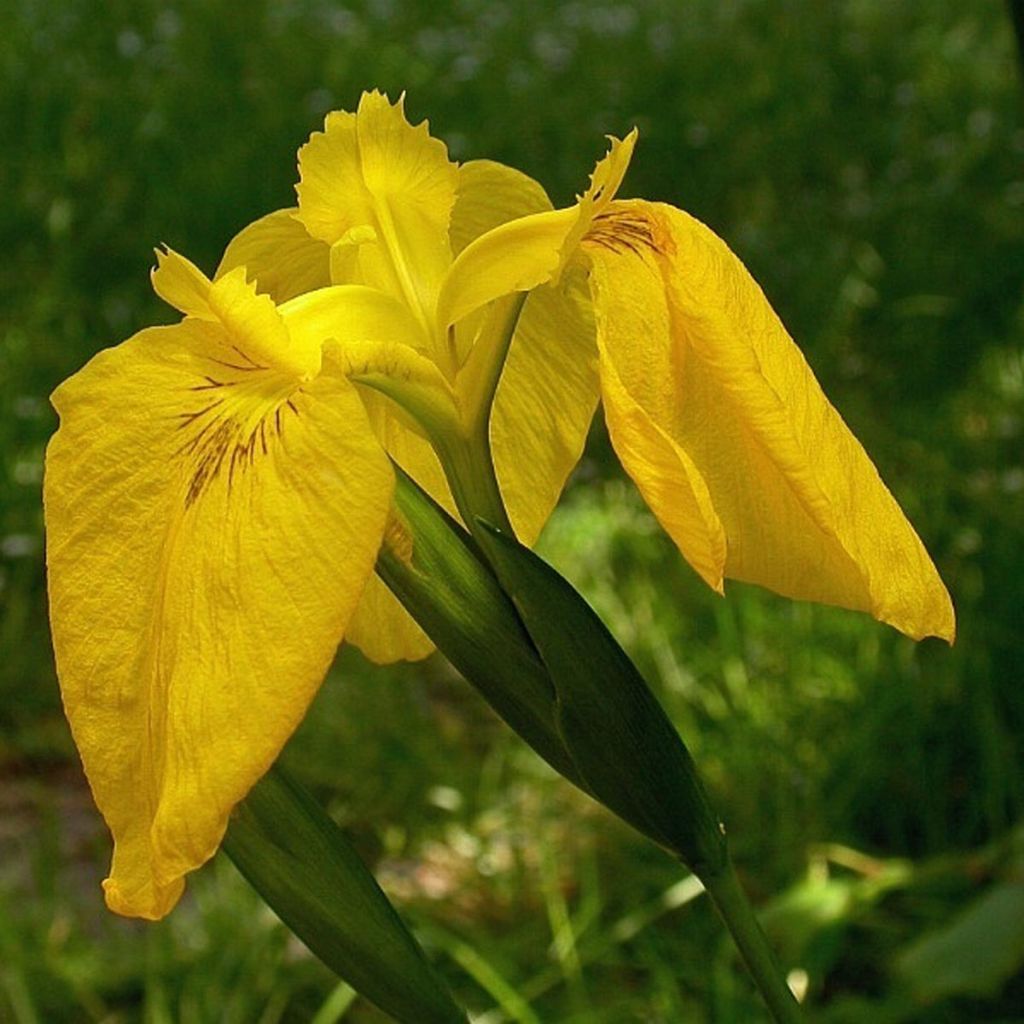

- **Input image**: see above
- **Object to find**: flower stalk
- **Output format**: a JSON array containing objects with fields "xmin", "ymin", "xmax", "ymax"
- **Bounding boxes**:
[{"xmin": 704, "ymin": 860, "xmax": 803, "ymax": 1023}]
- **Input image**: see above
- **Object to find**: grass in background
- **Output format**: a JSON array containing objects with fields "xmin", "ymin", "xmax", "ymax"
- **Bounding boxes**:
[{"xmin": 1, "ymin": 0, "xmax": 1022, "ymax": 1020}]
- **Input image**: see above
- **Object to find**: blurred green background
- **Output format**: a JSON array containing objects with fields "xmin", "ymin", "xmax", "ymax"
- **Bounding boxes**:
[{"xmin": 2, "ymin": 1, "xmax": 1023, "ymax": 1021}]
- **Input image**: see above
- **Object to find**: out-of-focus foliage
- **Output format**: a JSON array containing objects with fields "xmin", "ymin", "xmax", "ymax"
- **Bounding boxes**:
[{"xmin": 1, "ymin": 1, "xmax": 1021, "ymax": 1021}]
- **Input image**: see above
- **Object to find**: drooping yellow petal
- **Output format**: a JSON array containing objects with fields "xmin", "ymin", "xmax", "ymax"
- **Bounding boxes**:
[
  {"xmin": 586, "ymin": 199, "xmax": 954, "ymax": 642},
  {"xmin": 158, "ymin": 258, "xmax": 442, "ymax": 669},
  {"xmin": 215, "ymin": 208, "xmax": 330, "ymax": 303},
  {"xmin": 491, "ymin": 263, "xmax": 600, "ymax": 544},
  {"xmin": 592, "ymin": 292, "xmax": 728, "ymax": 591},
  {"xmin": 345, "ymin": 573, "xmax": 434, "ymax": 664},
  {"xmin": 45, "ymin": 288, "xmax": 395, "ymax": 919},
  {"xmin": 436, "ymin": 130, "xmax": 637, "ymax": 329},
  {"xmin": 295, "ymin": 91, "xmax": 457, "ymax": 345}
]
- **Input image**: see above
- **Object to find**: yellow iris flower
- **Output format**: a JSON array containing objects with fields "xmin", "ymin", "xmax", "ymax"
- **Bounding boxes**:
[{"xmin": 44, "ymin": 90, "xmax": 954, "ymax": 920}]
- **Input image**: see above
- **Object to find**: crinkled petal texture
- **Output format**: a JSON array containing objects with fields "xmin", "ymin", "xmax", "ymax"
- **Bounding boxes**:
[
  {"xmin": 45, "ymin": 305, "xmax": 393, "ymax": 918},
  {"xmin": 587, "ymin": 200, "xmax": 954, "ymax": 642}
]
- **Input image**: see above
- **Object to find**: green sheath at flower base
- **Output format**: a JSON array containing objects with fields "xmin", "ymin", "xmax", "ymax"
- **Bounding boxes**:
[
  {"xmin": 224, "ymin": 767, "xmax": 466, "ymax": 1024},
  {"xmin": 378, "ymin": 466, "xmax": 586, "ymax": 790},
  {"xmin": 380, "ymin": 469, "xmax": 724, "ymax": 873},
  {"xmin": 474, "ymin": 522, "xmax": 728, "ymax": 877}
]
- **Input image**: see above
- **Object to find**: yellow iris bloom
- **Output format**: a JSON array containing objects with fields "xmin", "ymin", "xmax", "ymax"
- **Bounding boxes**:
[{"xmin": 44, "ymin": 90, "xmax": 954, "ymax": 920}]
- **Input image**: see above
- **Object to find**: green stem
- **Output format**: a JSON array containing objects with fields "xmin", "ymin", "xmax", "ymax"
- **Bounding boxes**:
[
  {"xmin": 457, "ymin": 291, "xmax": 528, "ymax": 436},
  {"xmin": 433, "ymin": 429, "xmax": 514, "ymax": 537},
  {"xmin": 702, "ymin": 858, "xmax": 803, "ymax": 1024},
  {"xmin": 431, "ymin": 292, "xmax": 526, "ymax": 540}
]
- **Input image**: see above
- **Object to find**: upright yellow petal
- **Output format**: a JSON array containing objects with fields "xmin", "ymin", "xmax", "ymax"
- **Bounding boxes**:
[
  {"xmin": 45, "ymin": 291, "xmax": 395, "ymax": 919},
  {"xmin": 295, "ymin": 91, "xmax": 457, "ymax": 343},
  {"xmin": 294, "ymin": 107, "xmax": 366, "ymax": 244},
  {"xmin": 445, "ymin": 159, "xmax": 553, "ymax": 369},
  {"xmin": 355, "ymin": 91, "xmax": 457, "ymax": 234},
  {"xmin": 491, "ymin": 263, "xmax": 600, "ymax": 544},
  {"xmin": 436, "ymin": 130, "xmax": 636, "ymax": 329},
  {"xmin": 586, "ymin": 199, "xmax": 954, "ymax": 642},
  {"xmin": 216, "ymin": 208, "xmax": 330, "ymax": 303},
  {"xmin": 436, "ymin": 159, "xmax": 601, "ymax": 542},
  {"xmin": 449, "ymin": 159, "xmax": 552, "ymax": 255}
]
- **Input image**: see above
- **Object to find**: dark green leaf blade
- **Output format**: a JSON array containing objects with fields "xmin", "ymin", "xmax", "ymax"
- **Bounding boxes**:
[{"xmin": 224, "ymin": 767, "xmax": 466, "ymax": 1024}]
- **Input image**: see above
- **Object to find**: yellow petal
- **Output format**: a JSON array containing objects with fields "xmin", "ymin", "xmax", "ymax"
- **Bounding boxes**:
[
  {"xmin": 491, "ymin": 262, "xmax": 601, "ymax": 544},
  {"xmin": 355, "ymin": 91, "xmax": 457, "ymax": 232},
  {"xmin": 295, "ymin": 91, "xmax": 456, "ymax": 341},
  {"xmin": 280, "ymin": 284, "xmax": 460, "ymax": 440},
  {"xmin": 151, "ymin": 247, "xmax": 216, "ymax": 319},
  {"xmin": 586, "ymin": 200, "xmax": 954, "ymax": 642},
  {"xmin": 45, "ymin": 308, "xmax": 394, "ymax": 919},
  {"xmin": 294, "ymin": 107, "xmax": 365, "ymax": 244},
  {"xmin": 345, "ymin": 573, "xmax": 433, "ymax": 664},
  {"xmin": 215, "ymin": 208, "xmax": 330, "ymax": 303},
  {"xmin": 444, "ymin": 159, "xmax": 554, "ymax": 369},
  {"xmin": 207, "ymin": 268, "xmax": 322, "ymax": 379},
  {"xmin": 449, "ymin": 159, "xmax": 552, "ymax": 255},
  {"xmin": 279, "ymin": 282, "xmax": 425, "ymax": 352},
  {"xmin": 437, "ymin": 130, "xmax": 636, "ymax": 329},
  {"xmin": 277, "ymin": 282, "xmax": 459, "ymax": 665},
  {"xmin": 595, "ymin": 333, "xmax": 728, "ymax": 593},
  {"xmin": 346, "ymin": 508, "xmax": 432, "ymax": 664},
  {"xmin": 152, "ymin": 249, "xmax": 322, "ymax": 380}
]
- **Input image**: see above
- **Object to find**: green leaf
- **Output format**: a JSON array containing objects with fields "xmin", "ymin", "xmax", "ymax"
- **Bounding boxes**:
[
  {"xmin": 474, "ymin": 521, "xmax": 727, "ymax": 877},
  {"xmin": 223, "ymin": 767, "xmax": 466, "ymax": 1024}
]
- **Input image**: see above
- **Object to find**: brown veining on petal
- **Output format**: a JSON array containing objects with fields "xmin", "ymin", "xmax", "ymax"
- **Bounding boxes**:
[
  {"xmin": 583, "ymin": 209, "xmax": 664, "ymax": 257},
  {"xmin": 174, "ymin": 356, "xmax": 300, "ymax": 509}
]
